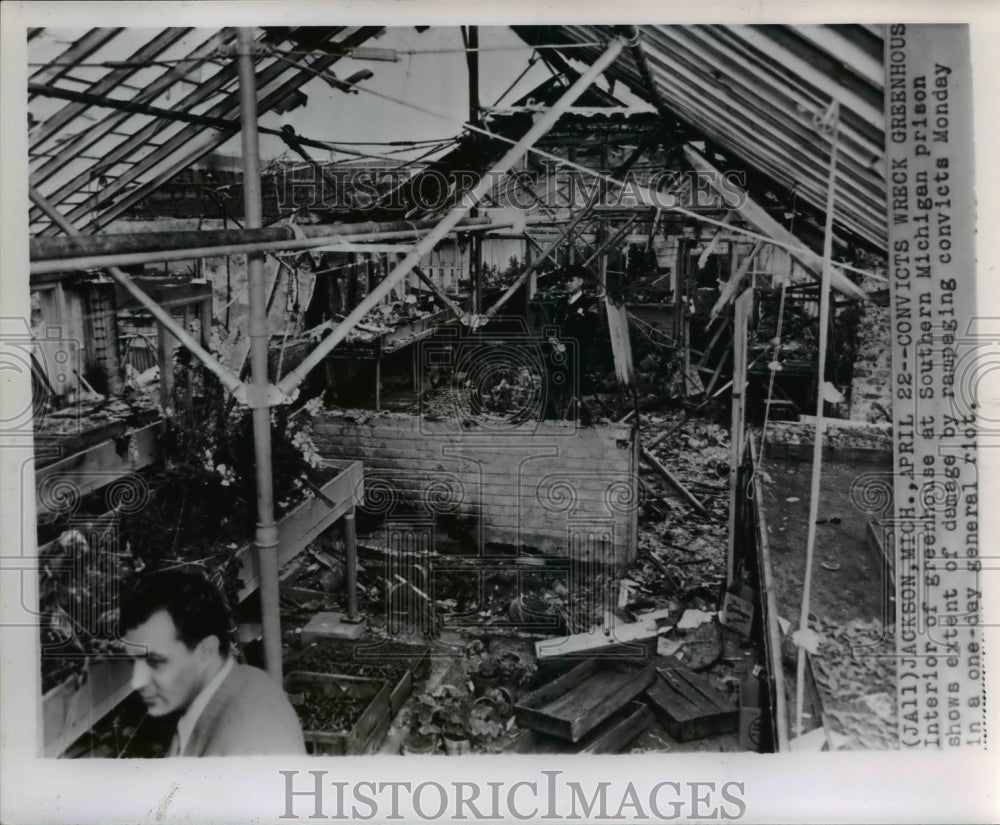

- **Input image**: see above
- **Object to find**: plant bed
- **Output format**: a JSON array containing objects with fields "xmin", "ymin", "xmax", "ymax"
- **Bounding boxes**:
[
  {"xmin": 514, "ymin": 658, "xmax": 656, "ymax": 742},
  {"xmin": 289, "ymin": 638, "xmax": 429, "ymax": 716},
  {"xmin": 285, "ymin": 671, "xmax": 393, "ymax": 755}
]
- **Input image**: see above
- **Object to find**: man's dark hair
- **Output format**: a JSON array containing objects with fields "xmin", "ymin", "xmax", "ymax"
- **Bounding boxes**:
[{"xmin": 119, "ymin": 568, "xmax": 233, "ymax": 656}]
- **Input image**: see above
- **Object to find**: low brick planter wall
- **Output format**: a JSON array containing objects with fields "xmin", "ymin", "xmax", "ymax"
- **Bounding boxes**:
[{"xmin": 311, "ymin": 411, "xmax": 638, "ymax": 565}]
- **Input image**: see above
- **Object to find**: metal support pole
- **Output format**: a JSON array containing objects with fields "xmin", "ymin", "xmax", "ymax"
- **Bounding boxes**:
[
  {"xmin": 237, "ymin": 27, "xmax": 282, "ymax": 681},
  {"xmin": 727, "ymin": 289, "xmax": 752, "ymax": 584},
  {"xmin": 344, "ymin": 511, "xmax": 360, "ymax": 622},
  {"xmin": 795, "ymin": 104, "xmax": 840, "ymax": 737},
  {"xmin": 28, "ymin": 185, "xmax": 243, "ymax": 395},
  {"xmin": 582, "ymin": 214, "xmax": 640, "ymax": 267},
  {"xmin": 277, "ymin": 35, "xmax": 630, "ymax": 396}
]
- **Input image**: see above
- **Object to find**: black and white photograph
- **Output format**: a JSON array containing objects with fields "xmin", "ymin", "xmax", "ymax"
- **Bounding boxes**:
[{"xmin": 1, "ymin": 2, "xmax": 997, "ymax": 823}]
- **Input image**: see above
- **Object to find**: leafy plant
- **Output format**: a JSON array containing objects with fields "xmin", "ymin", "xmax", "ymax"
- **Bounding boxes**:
[
  {"xmin": 468, "ymin": 696, "xmax": 507, "ymax": 748},
  {"xmin": 39, "ymin": 358, "xmax": 324, "ymax": 692},
  {"xmin": 467, "ymin": 646, "xmax": 536, "ymax": 689},
  {"xmin": 414, "ymin": 684, "xmax": 472, "ymax": 741}
]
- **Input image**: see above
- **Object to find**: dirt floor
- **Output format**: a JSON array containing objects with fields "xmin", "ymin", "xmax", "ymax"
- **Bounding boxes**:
[
  {"xmin": 758, "ymin": 444, "xmax": 898, "ymax": 750},
  {"xmin": 759, "ymin": 452, "xmax": 891, "ymax": 626}
]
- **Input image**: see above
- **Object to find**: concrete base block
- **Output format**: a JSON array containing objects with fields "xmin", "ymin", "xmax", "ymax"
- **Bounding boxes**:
[{"xmin": 301, "ymin": 612, "xmax": 367, "ymax": 643}]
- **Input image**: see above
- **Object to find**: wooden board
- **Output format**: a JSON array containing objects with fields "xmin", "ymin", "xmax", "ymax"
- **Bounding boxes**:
[
  {"xmin": 34, "ymin": 421, "xmax": 161, "ymax": 516},
  {"xmin": 42, "ymin": 658, "xmax": 132, "ymax": 758},
  {"xmin": 535, "ymin": 621, "xmax": 659, "ymax": 663},
  {"xmin": 645, "ymin": 665, "xmax": 738, "ymax": 743},
  {"xmin": 514, "ymin": 659, "xmax": 655, "ymax": 742},
  {"xmin": 509, "ymin": 701, "xmax": 653, "ymax": 755},
  {"xmin": 236, "ymin": 458, "xmax": 363, "ymax": 601}
]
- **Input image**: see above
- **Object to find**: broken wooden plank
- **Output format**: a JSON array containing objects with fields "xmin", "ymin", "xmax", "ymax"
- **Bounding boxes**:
[
  {"xmin": 535, "ymin": 621, "xmax": 660, "ymax": 664},
  {"xmin": 645, "ymin": 665, "xmax": 738, "ymax": 743},
  {"xmin": 709, "ymin": 242, "xmax": 763, "ymax": 323},
  {"xmin": 515, "ymin": 659, "xmax": 655, "ymax": 742},
  {"xmin": 639, "ymin": 446, "xmax": 708, "ymax": 516}
]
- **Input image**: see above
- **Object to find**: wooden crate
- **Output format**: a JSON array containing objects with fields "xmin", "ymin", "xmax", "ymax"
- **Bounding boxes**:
[
  {"xmin": 644, "ymin": 665, "xmax": 738, "ymax": 743},
  {"xmin": 514, "ymin": 659, "xmax": 655, "ymax": 743},
  {"xmin": 509, "ymin": 701, "xmax": 653, "ymax": 754},
  {"xmin": 285, "ymin": 671, "xmax": 392, "ymax": 756},
  {"xmin": 286, "ymin": 643, "xmax": 428, "ymax": 718},
  {"xmin": 384, "ymin": 648, "xmax": 428, "ymax": 716}
]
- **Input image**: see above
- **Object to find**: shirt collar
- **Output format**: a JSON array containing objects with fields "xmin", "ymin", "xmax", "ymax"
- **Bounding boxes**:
[{"xmin": 176, "ymin": 656, "xmax": 234, "ymax": 755}]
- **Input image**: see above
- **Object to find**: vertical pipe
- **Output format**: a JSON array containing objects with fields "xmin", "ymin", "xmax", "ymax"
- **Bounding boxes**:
[
  {"xmin": 344, "ymin": 511, "xmax": 359, "ymax": 621},
  {"xmin": 156, "ymin": 321, "xmax": 174, "ymax": 413},
  {"xmin": 795, "ymin": 107, "xmax": 840, "ymax": 736},
  {"xmin": 465, "ymin": 26, "xmax": 480, "ymax": 128},
  {"xmin": 727, "ymin": 290, "xmax": 752, "ymax": 585},
  {"xmin": 237, "ymin": 27, "xmax": 282, "ymax": 681}
]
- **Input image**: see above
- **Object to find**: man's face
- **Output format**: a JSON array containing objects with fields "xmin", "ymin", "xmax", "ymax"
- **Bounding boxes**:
[
  {"xmin": 123, "ymin": 609, "xmax": 214, "ymax": 716},
  {"xmin": 567, "ymin": 276, "xmax": 584, "ymax": 293}
]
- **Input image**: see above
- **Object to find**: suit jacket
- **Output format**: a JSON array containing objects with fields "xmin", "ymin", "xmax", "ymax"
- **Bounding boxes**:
[
  {"xmin": 553, "ymin": 292, "xmax": 596, "ymax": 346},
  {"xmin": 182, "ymin": 663, "xmax": 306, "ymax": 757}
]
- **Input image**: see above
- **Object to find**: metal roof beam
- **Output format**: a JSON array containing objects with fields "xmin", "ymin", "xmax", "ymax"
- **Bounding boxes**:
[
  {"xmin": 80, "ymin": 27, "xmax": 384, "ymax": 232},
  {"xmin": 794, "ymin": 25, "xmax": 884, "ymax": 86},
  {"xmin": 634, "ymin": 44, "xmax": 886, "ymax": 237},
  {"xmin": 31, "ymin": 28, "xmax": 321, "ymax": 228},
  {"xmin": 29, "ymin": 28, "xmax": 237, "ymax": 192},
  {"xmin": 652, "ymin": 27, "xmax": 883, "ymax": 176},
  {"xmin": 637, "ymin": 36, "xmax": 884, "ymax": 210},
  {"xmin": 708, "ymin": 26, "xmax": 883, "ymax": 148},
  {"xmin": 31, "ymin": 28, "xmax": 192, "ymax": 151},
  {"xmin": 28, "ymin": 28, "xmax": 124, "ymax": 96},
  {"xmin": 728, "ymin": 26, "xmax": 883, "ymax": 129},
  {"xmin": 596, "ymin": 52, "xmax": 883, "ymax": 245}
]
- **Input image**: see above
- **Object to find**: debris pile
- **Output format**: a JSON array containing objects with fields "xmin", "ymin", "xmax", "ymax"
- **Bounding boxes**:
[
  {"xmin": 808, "ymin": 616, "xmax": 898, "ymax": 750},
  {"xmin": 763, "ymin": 419, "xmax": 892, "ymax": 451}
]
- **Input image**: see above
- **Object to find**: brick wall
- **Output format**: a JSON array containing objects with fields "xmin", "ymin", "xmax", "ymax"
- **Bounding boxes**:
[{"xmin": 311, "ymin": 411, "xmax": 639, "ymax": 565}]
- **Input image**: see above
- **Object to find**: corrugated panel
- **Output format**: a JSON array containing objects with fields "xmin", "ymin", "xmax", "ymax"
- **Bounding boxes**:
[
  {"xmin": 514, "ymin": 25, "xmax": 887, "ymax": 251},
  {"xmin": 28, "ymin": 27, "xmax": 384, "ymax": 235}
]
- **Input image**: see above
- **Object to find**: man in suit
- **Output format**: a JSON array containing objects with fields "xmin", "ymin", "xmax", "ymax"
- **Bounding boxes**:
[
  {"xmin": 545, "ymin": 264, "xmax": 598, "ymax": 421},
  {"xmin": 119, "ymin": 568, "xmax": 305, "ymax": 757}
]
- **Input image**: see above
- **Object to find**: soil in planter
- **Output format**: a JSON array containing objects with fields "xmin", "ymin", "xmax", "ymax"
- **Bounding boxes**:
[
  {"xmin": 293, "ymin": 637, "xmax": 429, "ymax": 683},
  {"xmin": 294, "ymin": 692, "xmax": 369, "ymax": 735}
]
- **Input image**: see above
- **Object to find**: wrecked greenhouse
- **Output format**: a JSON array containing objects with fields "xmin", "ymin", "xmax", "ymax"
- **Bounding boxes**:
[{"xmin": 6, "ymin": 19, "xmax": 983, "ymax": 774}]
